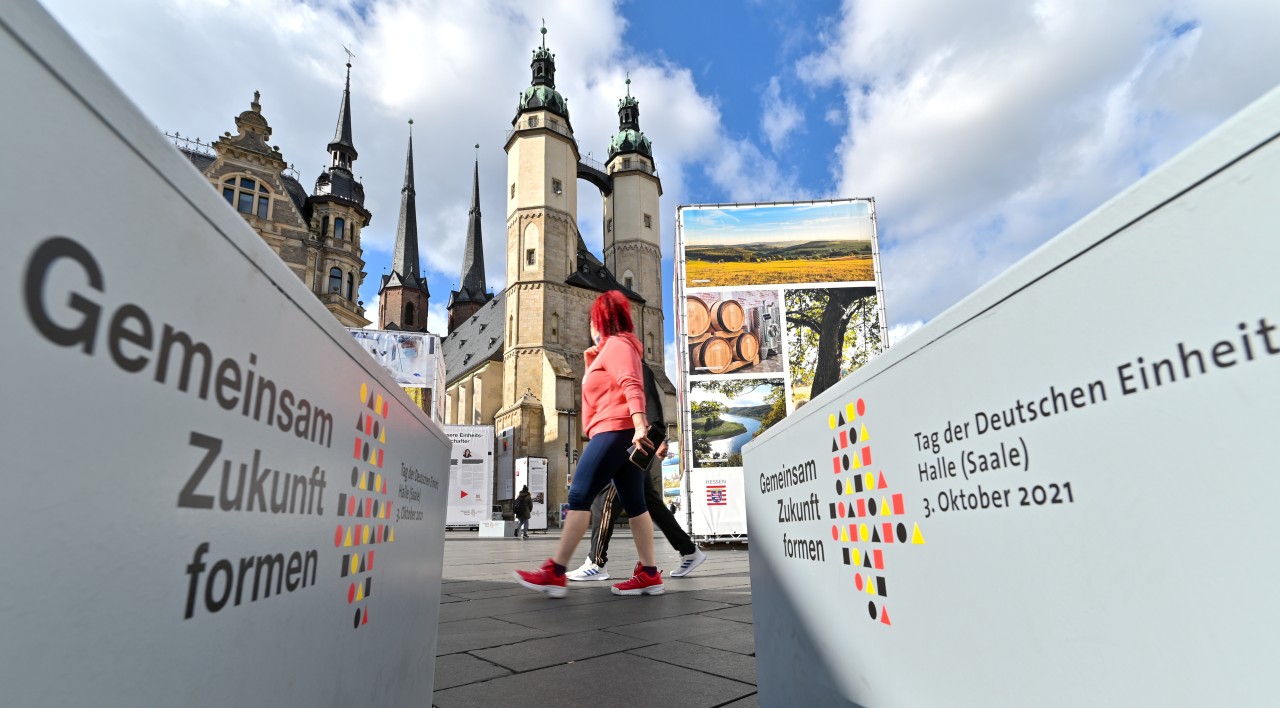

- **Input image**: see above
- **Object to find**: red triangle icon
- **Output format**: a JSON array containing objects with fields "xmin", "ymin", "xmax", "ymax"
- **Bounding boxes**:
[
  {"xmin": 880, "ymin": 607, "xmax": 891, "ymax": 625},
  {"xmin": 460, "ymin": 490, "xmax": 469, "ymax": 498}
]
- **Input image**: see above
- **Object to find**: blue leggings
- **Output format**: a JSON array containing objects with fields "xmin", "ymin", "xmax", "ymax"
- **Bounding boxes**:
[{"xmin": 567, "ymin": 428, "xmax": 648, "ymax": 517}]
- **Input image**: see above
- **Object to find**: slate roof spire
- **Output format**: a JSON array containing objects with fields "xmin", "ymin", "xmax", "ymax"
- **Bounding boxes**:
[
  {"xmin": 327, "ymin": 61, "xmax": 358, "ymax": 170},
  {"xmin": 381, "ymin": 120, "xmax": 428, "ymax": 296},
  {"xmin": 459, "ymin": 150, "xmax": 486, "ymax": 295}
]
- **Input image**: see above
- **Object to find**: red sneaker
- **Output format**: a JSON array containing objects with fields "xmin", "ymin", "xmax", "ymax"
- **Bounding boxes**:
[
  {"xmin": 611, "ymin": 566, "xmax": 665, "ymax": 596},
  {"xmin": 513, "ymin": 559, "xmax": 567, "ymax": 598}
]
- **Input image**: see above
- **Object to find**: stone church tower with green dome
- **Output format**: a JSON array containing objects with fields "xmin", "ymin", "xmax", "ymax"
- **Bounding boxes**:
[{"xmin": 442, "ymin": 26, "xmax": 675, "ymax": 511}]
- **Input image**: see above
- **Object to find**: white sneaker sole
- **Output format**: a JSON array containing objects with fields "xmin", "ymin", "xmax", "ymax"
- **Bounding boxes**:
[
  {"xmin": 670, "ymin": 553, "xmax": 707, "ymax": 578},
  {"xmin": 567, "ymin": 571, "xmax": 610, "ymax": 582},
  {"xmin": 513, "ymin": 571, "xmax": 567, "ymax": 598},
  {"xmin": 611, "ymin": 584, "xmax": 665, "ymax": 596}
]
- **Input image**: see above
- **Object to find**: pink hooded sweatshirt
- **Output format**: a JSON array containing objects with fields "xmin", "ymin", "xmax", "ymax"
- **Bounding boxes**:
[{"xmin": 582, "ymin": 332, "xmax": 646, "ymax": 438}]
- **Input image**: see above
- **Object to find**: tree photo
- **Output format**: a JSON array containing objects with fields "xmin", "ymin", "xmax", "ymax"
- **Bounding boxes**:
[{"xmin": 785, "ymin": 287, "xmax": 883, "ymax": 409}]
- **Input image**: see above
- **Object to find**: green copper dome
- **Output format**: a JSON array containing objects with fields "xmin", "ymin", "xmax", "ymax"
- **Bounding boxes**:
[
  {"xmin": 608, "ymin": 128, "xmax": 652, "ymax": 159},
  {"xmin": 519, "ymin": 84, "xmax": 569, "ymax": 119}
]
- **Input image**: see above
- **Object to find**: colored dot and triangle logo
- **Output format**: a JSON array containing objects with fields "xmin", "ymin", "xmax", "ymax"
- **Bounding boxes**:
[
  {"xmin": 840, "ymin": 526, "xmax": 849, "ymax": 542},
  {"xmin": 860, "ymin": 424, "xmax": 870, "ymax": 442},
  {"xmin": 911, "ymin": 523, "xmax": 926, "ymax": 545},
  {"xmin": 880, "ymin": 497, "xmax": 891, "ymax": 516}
]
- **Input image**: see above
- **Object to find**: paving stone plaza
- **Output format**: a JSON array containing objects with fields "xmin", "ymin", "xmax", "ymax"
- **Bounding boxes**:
[{"xmin": 432, "ymin": 531, "xmax": 758, "ymax": 707}]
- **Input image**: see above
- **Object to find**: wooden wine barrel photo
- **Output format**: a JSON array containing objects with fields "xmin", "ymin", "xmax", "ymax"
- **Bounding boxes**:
[
  {"xmin": 733, "ymin": 332, "xmax": 759, "ymax": 361},
  {"xmin": 686, "ymin": 297, "xmax": 711, "ymax": 337},
  {"xmin": 709, "ymin": 299, "xmax": 745, "ymax": 332},
  {"xmin": 691, "ymin": 337, "xmax": 733, "ymax": 374}
]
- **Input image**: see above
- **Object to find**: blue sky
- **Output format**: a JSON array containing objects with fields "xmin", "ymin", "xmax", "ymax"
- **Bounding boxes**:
[{"xmin": 41, "ymin": 0, "xmax": 1280, "ymax": 376}]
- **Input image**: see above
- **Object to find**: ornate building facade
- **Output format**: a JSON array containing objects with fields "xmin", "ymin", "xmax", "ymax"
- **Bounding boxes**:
[{"xmin": 174, "ymin": 64, "xmax": 371, "ymax": 328}]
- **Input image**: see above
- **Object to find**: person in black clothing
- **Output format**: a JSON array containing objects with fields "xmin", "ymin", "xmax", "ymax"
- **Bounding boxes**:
[
  {"xmin": 566, "ymin": 365, "xmax": 707, "ymax": 581},
  {"xmin": 513, "ymin": 485, "xmax": 532, "ymax": 539}
]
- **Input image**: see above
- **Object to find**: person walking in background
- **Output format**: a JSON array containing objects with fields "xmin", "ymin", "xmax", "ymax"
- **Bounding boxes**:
[
  {"xmin": 513, "ymin": 291, "xmax": 662, "ymax": 598},
  {"xmin": 513, "ymin": 485, "xmax": 532, "ymax": 539},
  {"xmin": 567, "ymin": 364, "xmax": 706, "ymax": 582}
]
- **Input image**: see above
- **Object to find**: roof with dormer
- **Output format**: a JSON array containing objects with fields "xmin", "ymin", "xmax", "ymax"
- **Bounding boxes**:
[{"xmin": 442, "ymin": 292, "xmax": 505, "ymax": 386}]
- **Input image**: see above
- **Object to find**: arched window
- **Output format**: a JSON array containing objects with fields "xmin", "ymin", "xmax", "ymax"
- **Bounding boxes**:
[
  {"xmin": 327, "ymin": 268, "xmax": 342, "ymax": 294},
  {"xmin": 623, "ymin": 269, "xmax": 635, "ymax": 291},
  {"xmin": 404, "ymin": 302, "xmax": 415, "ymax": 327},
  {"xmin": 523, "ymin": 222, "xmax": 540, "ymax": 270},
  {"xmin": 222, "ymin": 176, "xmax": 271, "ymax": 219},
  {"xmin": 334, "ymin": 217, "xmax": 346, "ymax": 241},
  {"xmin": 346, "ymin": 272, "xmax": 354, "ymax": 300}
]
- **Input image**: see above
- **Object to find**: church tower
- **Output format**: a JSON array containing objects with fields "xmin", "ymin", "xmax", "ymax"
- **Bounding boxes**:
[
  {"xmin": 447, "ymin": 154, "xmax": 493, "ymax": 332},
  {"xmin": 603, "ymin": 77, "xmax": 665, "ymax": 365},
  {"xmin": 311, "ymin": 62, "xmax": 371, "ymax": 328},
  {"xmin": 497, "ymin": 24, "xmax": 588, "ymax": 487},
  {"xmin": 379, "ymin": 123, "xmax": 431, "ymax": 331}
]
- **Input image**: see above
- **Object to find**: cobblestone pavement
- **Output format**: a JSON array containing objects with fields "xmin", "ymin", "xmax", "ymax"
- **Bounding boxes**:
[{"xmin": 432, "ymin": 529, "xmax": 757, "ymax": 708}]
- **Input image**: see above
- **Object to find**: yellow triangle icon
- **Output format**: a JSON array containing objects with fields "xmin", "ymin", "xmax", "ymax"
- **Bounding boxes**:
[
  {"xmin": 840, "ymin": 526, "xmax": 849, "ymax": 542},
  {"xmin": 375, "ymin": 474, "xmax": 382, "ymax": 492},
  {"xmin": 344, "ymin": 528, "xmax": 352, "ymax": 547},
  {"xmin": 356, "ymin": 583, "xmax": 364, "ymax": 601},
  {"xmin": 866, "ymin": 578, "xmax": 876, "ymax": 595},
  {"xmin": 389, "ymin": 527, "xmax": 395, "ymax": 543},
  {"xmin": 880, "ymin": 497, "xmax": 891, "ymax": 516},
  {"xmin": 911, "ymin": 523, "xmax": 926, "ymax": 545},
  {"xmin": 860, "ymin": 424, "xmax": 869, "ymax": 442},
  {"xmin": 852, "ymin": 453, "xmax": 861, "ymax": 470},
  {"xmin": 852, "ymin": 548, "xmax": 861, "ymax": 566},
  {"xmin": 359, "ymin": 473, "xmax": 367, "ymax": 490},
  {"xmin": 379, "ymin": 428, "xmax": 386, "ymax": 444}
]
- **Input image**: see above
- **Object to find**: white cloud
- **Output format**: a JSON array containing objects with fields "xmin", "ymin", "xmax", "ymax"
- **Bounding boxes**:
[
  {"xmin": 887, "ymin": 320, "xmax": 924, "ymax": 347},
  {"xmin": 363, "ymin": 294, "xmax": 380, "ymax": 329},
  {"xmin": 761, "ymin": 76, "xmax": 803, "ymax": 152},
  {"xmin": 798, "ymin": 0, "xmax": 1280, "ymax": 322}
]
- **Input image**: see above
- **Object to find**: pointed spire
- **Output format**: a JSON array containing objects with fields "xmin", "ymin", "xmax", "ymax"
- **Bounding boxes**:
[
  {"xmin": 458, "ymin": 147, "xmax": 486, "ymax": 296},
  {"xmin": 327, "ymin": 60, "xmax": 358, "ymax": 168},
  {"xmin": 383, "ymin": 120, "xmax": 427, "ymax": 297}
]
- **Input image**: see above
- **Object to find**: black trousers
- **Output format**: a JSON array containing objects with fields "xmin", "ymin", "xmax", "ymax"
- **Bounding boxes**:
[{"xmin": 587, "ymin": 460, "xmax": 695, "ymax": 567}]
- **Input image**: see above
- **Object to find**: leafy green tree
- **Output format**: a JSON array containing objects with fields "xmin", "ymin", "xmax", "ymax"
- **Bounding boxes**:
[{"xmin": 786, "ymin": 290, "xmax": 883, "ymax": 400}]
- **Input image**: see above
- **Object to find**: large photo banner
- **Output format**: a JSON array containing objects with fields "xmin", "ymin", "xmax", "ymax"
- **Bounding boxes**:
[
  {"xmin": 515, "ymin": 458, "xmax": 549, "ymax": 531},
  {"xmin": 675, "ymin": 200, "xmax": 887, "ymax": 539},
  {"xmin": 741, "ymin": 89, "xmax": 1280, "ymax": 706},
  {"xmin": 443, "ymin": 426, "xmax": 495, "ymax": 526},
  {"xmin": 1, "ymin": 4, "xmax": 451, "ymax": 703}
]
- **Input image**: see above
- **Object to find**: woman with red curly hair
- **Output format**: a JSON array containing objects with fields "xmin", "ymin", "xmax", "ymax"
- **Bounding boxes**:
[{"xmin": 514, "ymin": 290, "xmax": 664, "ymax": 597}]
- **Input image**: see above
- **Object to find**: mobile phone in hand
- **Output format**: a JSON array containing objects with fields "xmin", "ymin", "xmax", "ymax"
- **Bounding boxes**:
[{"xmin": 627, "ymin": 423, "xmax": 667, "ymax": 470}]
